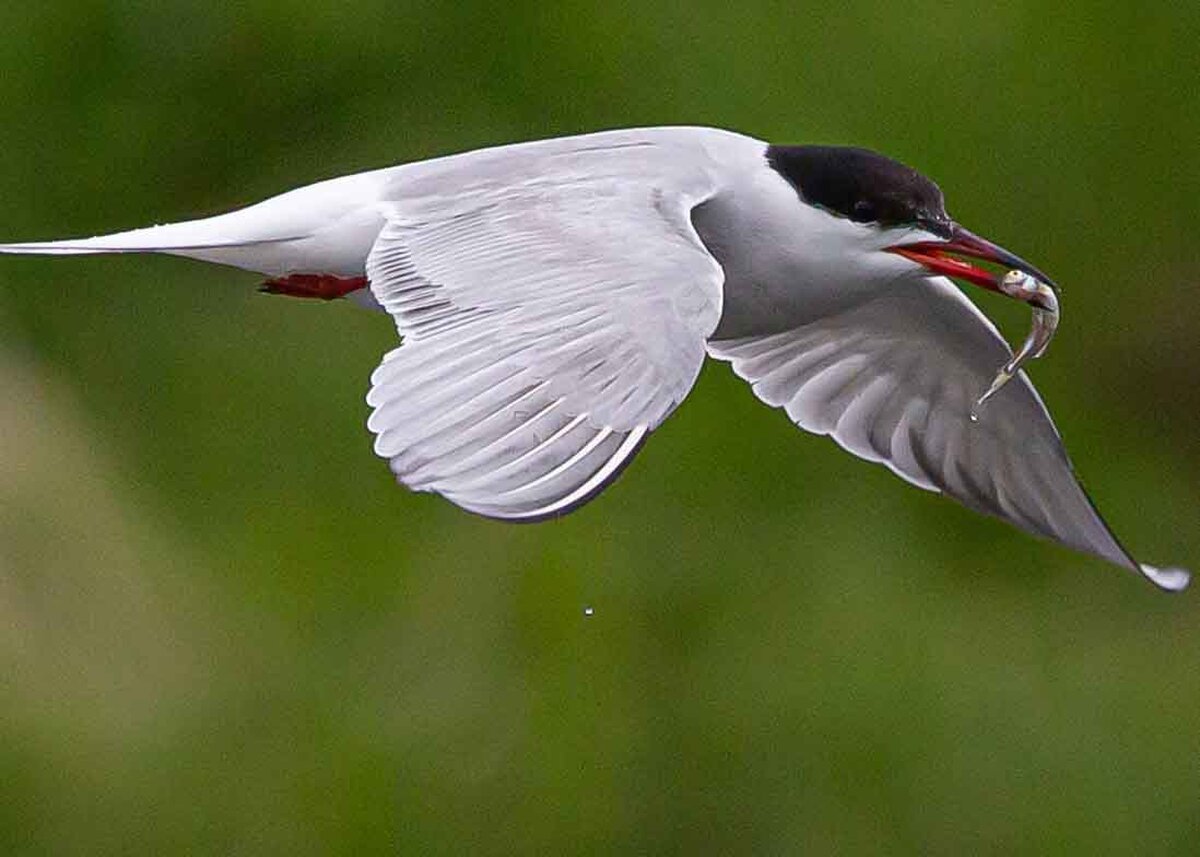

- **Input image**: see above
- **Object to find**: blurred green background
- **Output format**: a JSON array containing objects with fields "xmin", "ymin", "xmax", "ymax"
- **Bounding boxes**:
[{"xmin": 1, "ymin": 2, "xmax": 1198, "ymax": 853}]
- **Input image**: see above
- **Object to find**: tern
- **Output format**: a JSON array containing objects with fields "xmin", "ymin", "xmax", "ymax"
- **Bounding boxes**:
[{"xmin": 0, "ymin": 126, "xmax": 1188, "ymax": 591}]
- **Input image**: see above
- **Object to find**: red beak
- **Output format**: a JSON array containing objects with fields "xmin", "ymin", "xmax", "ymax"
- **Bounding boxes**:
[{"xmin": 889, "ymin": 224, "xmax": 1056, "ymax": 300}]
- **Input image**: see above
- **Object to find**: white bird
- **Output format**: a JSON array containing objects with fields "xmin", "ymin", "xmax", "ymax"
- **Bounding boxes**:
[{"xmin": 0, "ymin": 126, "xmax": 1188, "ymax": 591}]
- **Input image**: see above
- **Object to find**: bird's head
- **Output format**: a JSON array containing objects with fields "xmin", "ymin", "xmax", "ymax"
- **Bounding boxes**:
[{"xmin": 765, "ymin": 145, "xmax": 1056, "ymax": 309}]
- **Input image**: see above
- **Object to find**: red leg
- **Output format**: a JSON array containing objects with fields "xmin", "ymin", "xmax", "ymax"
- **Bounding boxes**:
[{"xmin": 259, "ymin": 273, "xmax": 369, "ymax": 301}]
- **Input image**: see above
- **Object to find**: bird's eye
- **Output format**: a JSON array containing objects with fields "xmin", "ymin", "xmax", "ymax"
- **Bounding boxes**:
[{"xmin": 850, "ymin": 200, "xmax": 877, "ymax": 222}]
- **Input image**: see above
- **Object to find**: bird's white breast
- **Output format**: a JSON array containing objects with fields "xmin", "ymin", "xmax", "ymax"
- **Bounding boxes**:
[{"xmin": 697, "ymin": 162, "xmax": 923, "ymax": 340}]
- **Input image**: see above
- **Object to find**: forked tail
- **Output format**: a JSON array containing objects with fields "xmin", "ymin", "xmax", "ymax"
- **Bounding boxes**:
[
  {"xmin": 0, "ymin": 227, "xmax": 296, "ymax": 256},
  {"xmin": 0, "ymin": 164, "xmax": 396, "ymax": 275}
]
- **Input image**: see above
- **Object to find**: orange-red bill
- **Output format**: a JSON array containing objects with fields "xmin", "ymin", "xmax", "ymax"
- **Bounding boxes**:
[{"xmin": 889, "ymin": 224, "xmax": 1056, "ymax": 302}]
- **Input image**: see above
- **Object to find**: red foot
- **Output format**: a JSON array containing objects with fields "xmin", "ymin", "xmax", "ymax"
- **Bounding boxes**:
[{"xmin": 260, "ymin": 273, "xmax": 368, "ymax": 301}]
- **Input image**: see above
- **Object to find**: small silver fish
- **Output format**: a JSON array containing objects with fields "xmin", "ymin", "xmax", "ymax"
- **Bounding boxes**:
[{"xmin": 971, "ymin": 270, "xmax": 1060, "ymax": 420}]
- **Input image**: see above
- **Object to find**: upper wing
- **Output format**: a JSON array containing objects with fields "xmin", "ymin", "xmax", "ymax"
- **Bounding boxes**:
[
  {"xmin": 364, "ymin": 135, "xmax": 725, "ymax": 520},
  {"xmin": 706, "ymin": 275, "xmax": 1189, "ymax": 591}
]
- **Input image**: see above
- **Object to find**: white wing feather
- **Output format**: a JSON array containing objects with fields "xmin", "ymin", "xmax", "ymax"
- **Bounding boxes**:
[
  {"xmin": 365, "ymin": 136, "xmax": 726, "ymax": 520},
  {"xmin": 707, "ymin": 276, "xmax": 1189, "ymax": 591}
]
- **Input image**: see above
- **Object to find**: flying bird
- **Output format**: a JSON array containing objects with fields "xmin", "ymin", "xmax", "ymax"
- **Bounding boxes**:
[{"xmin": 0, "ymin": 127, "xmax": 1187, "ymax": 590}]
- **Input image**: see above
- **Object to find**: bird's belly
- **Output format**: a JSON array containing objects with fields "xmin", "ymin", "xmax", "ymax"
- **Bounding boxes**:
[{"xmin": 173, "ymin": 206, "xmax": 385, "ymax": 277}]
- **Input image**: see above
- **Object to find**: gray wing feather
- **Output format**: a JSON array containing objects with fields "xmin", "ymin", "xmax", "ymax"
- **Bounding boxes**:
[
  {"xmin": 707, "ymin": 276, "xmax": 1188, "ymax": 591},
  {"xmin": 365, "ymin": 138, "xmax": 724, "ymax": 520}
]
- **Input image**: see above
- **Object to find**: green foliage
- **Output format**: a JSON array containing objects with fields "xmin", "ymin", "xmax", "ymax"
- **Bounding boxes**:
[{"xmin": 1, "ymin": 3, "xmax": 1198, "ymax": 853}]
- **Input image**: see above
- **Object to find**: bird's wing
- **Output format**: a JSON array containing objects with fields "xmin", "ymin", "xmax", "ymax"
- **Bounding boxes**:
[
  {"xmin": 365, "ymin": 138, "xmax": 724, "ymax": 520},
  {"xmin": 706, "ymin": 275, "xmax": 1188, "ymax": 590}
]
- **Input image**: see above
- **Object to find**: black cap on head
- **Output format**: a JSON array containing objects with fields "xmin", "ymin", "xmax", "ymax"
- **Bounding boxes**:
[{"xmin": 766, "ymin": 145, "xmax": 951, "ymax": 234}]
